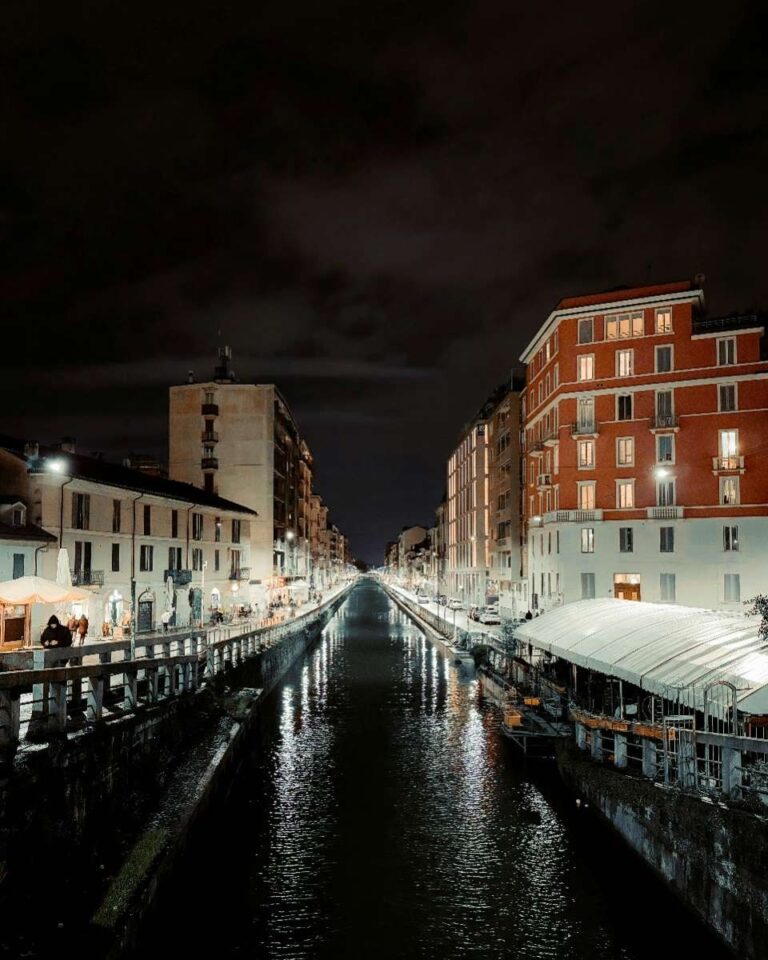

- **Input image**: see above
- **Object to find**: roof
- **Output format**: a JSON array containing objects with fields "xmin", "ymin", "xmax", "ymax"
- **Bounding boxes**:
[
  {"xmin": 0, "ymin": 436, "xmax": 257, "ymax": 516},
  {"xmin": 514, "ymin": 598, "xmax": 768, "ymax": 715},
  {"xmin": 556, "ymin": 280, "xmax": 695, "ymax": 311},
  {"xmin": 693, "ymin": 312, "xmax": 766, "ymax": 335},
  {"xmin": 0, "ymin": 521, "xmax": 56, "ymax": 544}
]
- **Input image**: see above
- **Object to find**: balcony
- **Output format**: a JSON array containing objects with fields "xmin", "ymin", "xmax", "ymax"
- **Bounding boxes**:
[
  {"xmin": 528, "ymin": 440, "xmax": 545, "ymax": 457},
  {"xmin": 70, "ymin": 570, "xmax": 104, "ymax": 587},
  {"xmin": 647, "ymin": 506, "xmax": 684, "ymax": 520},
  {"xmin": 543, "ymin": 509, "xmax": 604, "ymax": 523},
  {"xmin": 229, "ymin": 567, "xmax": 251, "ymax": 581},
  {"xmin": 712, "ymin": 455, "xmax": 744, "ymax": 474},
  {"xmin": 542, "ymin": 428, "xmax": 560, "ymax": 447},
  {"xmin": 536, "ymin": 473, "xmax": 553, "ymax": 489},
  {"xmin": 201, "ymin": 430, "xmax": 219, "ymax": 443},
  {"xmin": 201, "ymin": 403, "xmax": 219, "ymax": 416},
  {"xmin": 649, "ymin": 414, "xmax": 679, "ymax": 432},
  {"xmin": 164, "ymin": 568, "xmax": 192, "ymax": 586},
  {"xmin": 528, "ymin": 515, "xmax": 543, "ymax": 527},
  {"xmin": 201, "ymin": 457, "xmax": 219, "ymax": 470},
  {"xmin": 570, "ymin": 421, "xmax": 599, "ymax": 437}
]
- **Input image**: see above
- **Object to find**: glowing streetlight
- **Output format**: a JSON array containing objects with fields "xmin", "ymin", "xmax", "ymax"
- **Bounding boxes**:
[
  {"xmin": 47, "ymin": 458, "xmax": 66, "ymax": 473},
  {"xmin": 654, "ymin": 467, "xmax": 670, "ymax": 479}
]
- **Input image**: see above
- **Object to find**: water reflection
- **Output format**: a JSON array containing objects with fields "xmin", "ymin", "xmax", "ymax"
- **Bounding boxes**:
[{"xmin": 162, "ymin": 580, "xmax": 730, "ymax": 960}]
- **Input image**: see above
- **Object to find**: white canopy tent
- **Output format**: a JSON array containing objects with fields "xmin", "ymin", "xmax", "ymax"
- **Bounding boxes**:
[
  {"xmin": 0, "ymin": 576, "xmax": 90, "ymax": 648},
  {"xmin": 514, "ymin": 599, "xmax": 768, "ymax": 715}
]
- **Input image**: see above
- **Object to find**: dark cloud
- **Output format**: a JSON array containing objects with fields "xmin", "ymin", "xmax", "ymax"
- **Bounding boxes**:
[{"xmin": 3, "ymin": 0, "xmax": 768, "ymax": 561}]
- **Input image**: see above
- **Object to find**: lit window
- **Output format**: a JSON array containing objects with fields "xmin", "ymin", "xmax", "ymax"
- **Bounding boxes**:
[
  {"xmin": 606, "ymin": 311, "xmax": 644, "ymax": 340},
  {"xmin": 578, "ymin": 482, "xmax": 596, "ymax": 510},
  {"xmin": 656, "ymin": 310, "xmax": 673, "ymax": 333},
  {"xmin": 617, "ymin": 480, "xmax": 635, "ymax": 508},
  {"xmin": 616, "ymin": 437, "xmax": 634, "ymax": 466},
  {"xmin": 717, "ymin": 338, "xmax": 736, "ymax": 365},
  {"xmin": 659, "ymin": 527, "xmax": 674, "ymax": 552},
  {"xmin": 577, "ymin": 355, "xmax": 595, "ymax": 381},
  {"xmin": 578, "ymin": 439, "xmax": 595, "ymax": 469},
  {"xmin": 720, "ymin": 477, "xmax": 740, "ymax": 505},
  {"xmin": 723, "ymin": 525, "xmax": 739, "ymax": 551},
  {"xmin": 657, "ymin": 479, "xmax": 675, "ymax": 506},
  {"xmin": 616, "ymin": 349, "xmax": 633, "ymax": 377},
  {"xmin": 581, "ymin": 528, "xmax": 595, "ymax": 553},
  {"xmin": 719, "ymin": 429, "xmax": 738, "ymax": 459}
]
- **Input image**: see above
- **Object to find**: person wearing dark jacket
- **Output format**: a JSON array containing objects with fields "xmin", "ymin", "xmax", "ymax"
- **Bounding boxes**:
[{"xmin": 40, "ymin": 616, "xmax": 74, "ymax": 661}]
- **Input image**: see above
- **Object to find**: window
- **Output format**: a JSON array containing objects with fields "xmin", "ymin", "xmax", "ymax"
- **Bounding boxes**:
[
  {"xmin": 171, "ymin": 510, "xmax": 178, "ymax": 539},
  {"xmin": 72, "ymin": 492, "xmax": 90, "ymax": 530},
  {"xmin": 556, "ymin": 531, "xmax": 560, "ymax": 553},
  {"xmin": 577, "ymin": 397, "xmax": 595, "ymax": 431},
  {"xmin": 111, "ymin": 543, "xmax": 120, "ymax": 572},
  {"xmin": 192, "ymin": 513, "xmax": 203, "ymax": 540},
  {"xmin": 657, "ymin": 434, "xmax": 674, "ymax": 463},
  {"xmin": 719, "ymin": 429, "xmax": 738, "ymax": 459},
  {"xmin": 617, "ymin": 395, "xmax": 633, "ymax": 421},
  {"xmin": 719, "ymin": 384, "xmax": 737, "ymax": 412},
  {"xmin": 140, "ymin": 545, "xmax": 154, "ymax": 572},
  {"xmin": 577, "ymin": 355, "xmax": 595, "ymax": 381},
  {"xmin": 616, "ymin": 437, "xmax": 634, "ymax": 467},
  {"xmin": 538, "ymin": 383, "xmax": 543, "ymax": 405},
  {"xmin": 616, "ymin": 349, "xmax": 633, "ymax": 377},
  {"xmin": 553, "ymin": 363, "xmax": 559, "ymax": 388},
  {"xmin": 547, "ymin": 532, "xmax": 552, "ymax": 554},
  {"xmin": 655, "ymin": 345, "xmax": 673, "ymax": 372},
  {"xmin": 232, "ymin": 519, "xmax": 241, "ymax": 543},
  {"xmin": 204, "ymin": 474, "xmax": 214, "ymax": 494},
  {"xmin": 74, "ymin": 540, "xmax": 91, "ymax": 575},
  {"xmin": 656, "ymin": 390, "xmax": 674, "ymax": 423},
  {"xmin": 143, "ymin": 504, "xmax": 151, "ymax": 536},
  {"xmin": 657, "ymin": 479, "xmax": 675, "ymax": 506},
  {"xmin": 660, "ymin": 573, "xmax": 676, "ymax": 602},
  {"xmin": 578, "ymin": 482, "xmax": 595, "ymax": 510},
  {"xmin": 581, "ymin": 573, "xmax": 596, "ymax": 599},
  {"xmin": 619, "ymin": 527, "xmax": 634, "ymax": 553},
  {"xmin": 11, "ymin": 508, "xmax": 23, "ymax": 527},
  {"xmin": 578, "ymin": 318, "xmax": 593, "ymax": 344},
  {"xmin": 724, "ymin": 573, "xmax": 741, "ymax": 602},
  {"xmin": 230, "ymin": 549, "xmax": 242, "ymax": 578},
  {"xmin": 578, "ymin": 439, "xmax": 595, "ymax": 469},
  {"xmin": 581, "ymin": 528, "xmax": 595, "ymax": 553},
  {"xmin": 192, "ymin": 547, "xmax": 204, "ymax": 571},
  {"xmin": 12, "ymin": 554, "xmax": 24, "ymax": 580},
  {"xmin": 723, "ymin": 525, "xmax": 739, "ymax": 551},
  {"xmin": 717, "ymin": 338, "xmax": 736, "ymax": 365},
  {"xmin": 660, "ymin": 527, "xmax": 674, "ymax": 552},
  {"xmin": 112, "ymin": 499, "xmax": 121, "ymax": 533},
  {"xmin": 606, "ymin": 311, "xmax": 644, "ymax": 340},
  {"xmin": 656, "ymin": 309, "xmax": 673, "ymax": 334},
  {"xmin": 616, "ymin": 479, "xmax": 635, "ymax": 508},
  {"xmin": 214, "ymin": 549, "xmax": 220, "ymax": 572},
  {"xmin": 720, "ymin": 477, "xmax": 740, "ymax": 505},
  {"xmin": 168, "ymin": 546, "xmax": 182, "ymax": 570}
]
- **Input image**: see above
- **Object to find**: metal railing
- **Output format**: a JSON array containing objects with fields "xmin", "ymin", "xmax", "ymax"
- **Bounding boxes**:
[
  {"xmin": 201, "ymin": 457, "xmax": 219, "ymax": 470},
  {"xmin": 201, "ymin": 403, "xmax": 219, "ymax": 416},
  {"xmin": 647, "ymin": 506, "xmax": 684, "ymax": 519},
  {"xmin": 649, "ymin": 414, "xmax": 679, "ymax": 430},
  {"xmin": 229, "ymin": 567, "xmax": 250, "ymax": 581},
  {"xmin": 201, "ymin": 430, "xmax": 219, "ymax": 443},
  {"xmin": 712, "ymin": 455, "xmax": 743, "ymax": 471},
  {"xmin": 70, "ymin": 570, "xmax": 105, "ymax": 587},
  {"xmin": 570, "ymin": 421, "xmax": 598, "ymax": 436},
  {"xmin": 164, "ymin": 569, "xmax": 193, "ymax": 586}
]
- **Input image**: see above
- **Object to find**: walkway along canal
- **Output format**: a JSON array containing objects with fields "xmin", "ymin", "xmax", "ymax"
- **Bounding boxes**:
[{"xmin": 142, "ymin": 578, "xmax": 731, "ymax": 959}]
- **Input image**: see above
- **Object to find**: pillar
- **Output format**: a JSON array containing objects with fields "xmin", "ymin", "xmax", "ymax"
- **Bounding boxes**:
[
  {"xmin": 614, "ymin": 733, "xmax": 628, "ymax": 769},
  {"xmin": 642, "ymin": 738, "xmax": 657, "ymax": 778},
  {"xmin": 575, "ymin": 722, "xmax": 587, "ymax": 750},
  {"xmin": 721, "ymin": 746, "xmax": 741, "ymax": 799},
  {"xmin": 679, "ymin": 733, "xmax": 696, "ymax": 790},
  {"xmin": 591, "ymin": 727, "xmax": 602, "ymax": 761},
  {"xmin": 87, "ymin": 676, "xmax": 104, "ymax": 723}
]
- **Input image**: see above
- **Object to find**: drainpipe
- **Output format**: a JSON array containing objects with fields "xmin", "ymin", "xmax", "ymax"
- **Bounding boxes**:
[
  {"xmin": 130, "ymin": 493, "xmax": 145, "ymax": 660},
  {"xmin": 59, "ymin": 476, "xmax": 75, "ymax": 547},
  {"xmin": 186, "ymin": 504, "xmax": 197, "ymax": 625},
  {"xmin": 34, "ymin": 544, "xmax": 48, "ymax": 576}
]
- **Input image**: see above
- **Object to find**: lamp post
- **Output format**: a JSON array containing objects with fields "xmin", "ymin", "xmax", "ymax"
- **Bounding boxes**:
[
  {"xmin": 454, "ymin": 584, "xmax": 464, "ymax": 642},
  {"xmin": 286, "ymin": 530, "xmax": 295, "ymax": 577}
]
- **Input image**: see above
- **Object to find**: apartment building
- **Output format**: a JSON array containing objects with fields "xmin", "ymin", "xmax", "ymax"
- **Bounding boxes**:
[
  {"xmin": 0, "ymin": 436, "xmax": 254, "ymax": 636},
  {"xmin": 521, "ymin": 280, "xmax": 768, "ymax": 611}
]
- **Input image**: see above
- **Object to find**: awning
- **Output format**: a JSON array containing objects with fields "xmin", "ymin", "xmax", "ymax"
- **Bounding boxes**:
[
  {"xmin": 514, "ymin": 598, "xmax": 768, "ymax": 714},
  {"xmin": 0, "ymin": 575, "xmax": 90, "ymax": 605}
]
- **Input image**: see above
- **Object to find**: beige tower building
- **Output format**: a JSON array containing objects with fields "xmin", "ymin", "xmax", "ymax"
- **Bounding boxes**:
[{"xmin": 169, "ymin": 348, "xmax": 315, "ymax": 605}]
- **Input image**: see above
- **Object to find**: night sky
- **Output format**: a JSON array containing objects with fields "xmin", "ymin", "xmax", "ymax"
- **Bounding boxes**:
[{"xmin": 4, "ymin": 1, "xmax": 768, "ymax": 563}]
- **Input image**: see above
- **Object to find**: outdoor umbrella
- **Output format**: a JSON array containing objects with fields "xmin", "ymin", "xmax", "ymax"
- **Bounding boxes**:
[
  {"xmin": 0, "ymin": 576, "xmax": 89, "ymax": 605},
  {"xmin": 55, "ymin": 549, "xmax": 72, "ymax": 588}
]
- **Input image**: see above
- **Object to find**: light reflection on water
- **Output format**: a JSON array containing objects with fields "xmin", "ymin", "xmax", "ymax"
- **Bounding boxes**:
[{"xmin": 169, "ymin": 581, "xmax": 730, "ymax": 960}]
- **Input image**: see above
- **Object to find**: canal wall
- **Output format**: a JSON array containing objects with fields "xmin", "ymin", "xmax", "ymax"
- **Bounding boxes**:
[{"xmin": 559, "ymin": 744, "xmax": 768, "ymax": 959}]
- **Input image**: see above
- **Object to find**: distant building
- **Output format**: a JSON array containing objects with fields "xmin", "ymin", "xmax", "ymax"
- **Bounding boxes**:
[{"xmin": 521, "ymin": 279, "xmax": 768, "ymax": 610}]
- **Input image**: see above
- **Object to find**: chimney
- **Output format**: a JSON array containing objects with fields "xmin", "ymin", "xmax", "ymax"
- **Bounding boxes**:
[
  {"xmin": 60, "ymin": 437, "xmax": 76, "ymax": 454},
  {"xmin": 23, "ymin": 441, "xmax": 39, "ymax": 460}
]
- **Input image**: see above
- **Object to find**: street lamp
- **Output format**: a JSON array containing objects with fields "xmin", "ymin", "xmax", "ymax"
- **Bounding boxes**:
[
  {"xmin": 454, "ymin": 584, "xmax": 464, "ymax": 642},
  {"xmin": 201, "ymin": 560, "xmax": 208, "ymax": 626},
  {"xmin": 286, "ymin": 530, "xmax": 295, "ymax": 577}
]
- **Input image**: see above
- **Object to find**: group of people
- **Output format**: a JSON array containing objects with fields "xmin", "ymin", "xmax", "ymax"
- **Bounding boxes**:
[{"xmin": 40, "ymin": 613, "xmax": 89, "ymax": 648}]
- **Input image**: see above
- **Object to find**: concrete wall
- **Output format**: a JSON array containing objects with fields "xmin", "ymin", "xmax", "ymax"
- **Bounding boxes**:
[{"xmin": 558, "ymin": 745, "xmax": 768, "ymax": 958}]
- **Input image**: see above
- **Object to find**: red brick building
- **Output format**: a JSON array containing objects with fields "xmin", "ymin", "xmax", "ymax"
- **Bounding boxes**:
[{"xmin": 520, "ymin": 280, "xmax": 768, "ymax": 610}]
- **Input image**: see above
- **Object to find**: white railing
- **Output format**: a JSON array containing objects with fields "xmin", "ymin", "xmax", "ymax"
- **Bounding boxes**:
[
  {"xmin": 647, "ymin": 506, "xmax": 684, "ymax": 519},
  {"xmin": 542, "ymin": 509, "xmax": 604, "ymax": 523}
]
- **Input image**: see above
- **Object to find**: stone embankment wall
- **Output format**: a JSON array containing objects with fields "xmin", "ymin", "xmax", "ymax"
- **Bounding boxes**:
[{"xmin": 559, "ymin": 744, "xmax": 768, "ymax": 959}]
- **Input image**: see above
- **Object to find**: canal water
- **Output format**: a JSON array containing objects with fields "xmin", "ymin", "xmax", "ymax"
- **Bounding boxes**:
[{"xmin": 156, "ymin": 580, "xmax": 729, "ymax": 959}]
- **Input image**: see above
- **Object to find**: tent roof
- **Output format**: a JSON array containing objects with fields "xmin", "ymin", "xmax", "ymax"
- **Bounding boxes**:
[
  {"xmin": 514, "ymin": 599, "xmax": 768, "ymax": 714},
  {"xmin": 0, "ymin": 576, "xmax": 90, "ymax": 605}
]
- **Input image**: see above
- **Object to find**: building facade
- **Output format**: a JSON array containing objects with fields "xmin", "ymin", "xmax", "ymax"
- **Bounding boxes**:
[
  {"xmin": 0, "ymin": 437, "xmax": 255, "ymax": 639},
  {"xmin": 521, "ymin": 280, "xmax": 768, "ymax": 611}
]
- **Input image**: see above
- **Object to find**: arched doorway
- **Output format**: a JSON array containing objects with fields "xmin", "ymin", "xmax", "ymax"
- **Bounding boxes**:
[{"xmin": 137, "ymin": 589, "xmax": 155, "ymax": 633}]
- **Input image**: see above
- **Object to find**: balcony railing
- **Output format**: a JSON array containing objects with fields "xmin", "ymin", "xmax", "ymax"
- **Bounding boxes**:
[
  {"xmin": 543, "ymin": 509, "xmax": 604, "ymax": 523},
  {"xmin": 712, "ymin": 455, "xmax": 744, "ymax": 472},
  {"xmin": 649, "ymin": 414, "xmax": 679, "ymax": 431},
  {"xmin": 201, "ymin": 457, "xmax": 219, "ymax": 470},
  {"xmin": 570, "ymin": 421, "xmax": 599, "ymax": 436},
  {"xmin": 201, "ymin": 403, "xmax": 219, "ymax": 416},
  {"xmin": 164, "ymin": 568, "xmax": 192, "ymax": 586},
  {"xmin": 536, "ymin": 473, "xmax": 553, "ymax": 488},
  {"xmin": 201, "ymin": 430, "xmax": 219, "ymax": 443},
  {"xmin": 647, "ymin": 506, "xmax": 684, "ymax": 519},
  {"xmin": 70, "ymin": 570, "xmax": 104, "ymax": 587},
  {"xmin": 542, "ymin": 428, "xmax": 560, "ymax": 446},
  {"xmin": 528, "ymin": 441, "xmax": 545, "ymax": 456},
  {"xmin": 229, "ymin": 567, "xmax": 250, "ymax": 581}
]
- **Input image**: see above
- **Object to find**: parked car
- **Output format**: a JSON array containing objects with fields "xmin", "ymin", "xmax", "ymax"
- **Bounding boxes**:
[
  {"xmin": 478, "ymin": 607, "xmax": 501, "ymax": 625},
  {"xmin": 446, "ymin": 597, "xmax": 465, "ymax": 610}
]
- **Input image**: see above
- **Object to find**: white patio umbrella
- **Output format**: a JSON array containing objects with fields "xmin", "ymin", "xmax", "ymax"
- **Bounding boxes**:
[
  {"xmin": 0, "ymin": 576, "xmax": 90, "ymax": 647},
  {"xmin": 165, "ymin": 576, "xmax": 175, "ymax": 614}
]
